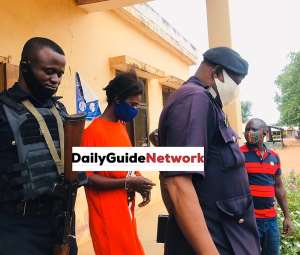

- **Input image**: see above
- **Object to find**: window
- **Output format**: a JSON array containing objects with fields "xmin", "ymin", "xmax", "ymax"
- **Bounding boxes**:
[
  {"xmin": 121, "ymin": 75, "xmax": 149, "ymax": 147},
  {"xmin": 128, "ymin": 106, "xmax": 149, "ymax": 146},
  {"xmin": 162, "ymin": 85, "xmax": 176, "ymax": 106}
]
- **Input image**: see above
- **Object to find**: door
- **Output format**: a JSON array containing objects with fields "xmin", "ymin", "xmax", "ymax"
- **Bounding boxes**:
[{"xmin": 0, "ymin": 63, "xmax": 19, "ymax": 92}]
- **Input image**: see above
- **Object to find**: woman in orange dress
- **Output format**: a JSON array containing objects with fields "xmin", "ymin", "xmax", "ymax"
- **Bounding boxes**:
[{"xmin": 81, "ymin": 72, "xmax": 155, "ymax": 255}]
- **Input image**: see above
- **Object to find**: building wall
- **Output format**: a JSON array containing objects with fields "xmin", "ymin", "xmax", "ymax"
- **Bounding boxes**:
[
  {"xmin": 0, "ymin": 1, "xmax": 190, "ymax": 254},
  {"xmin": 0, "ymin": 0, "xmax": 189, "ymax": 111}
]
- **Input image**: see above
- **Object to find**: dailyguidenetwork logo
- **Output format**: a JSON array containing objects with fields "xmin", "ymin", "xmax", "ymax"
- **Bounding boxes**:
[{"xmin": 72, "ymin": 147, "xmax": 204, "ymax": 172}]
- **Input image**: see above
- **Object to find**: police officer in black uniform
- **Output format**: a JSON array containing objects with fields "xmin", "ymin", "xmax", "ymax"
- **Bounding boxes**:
[
  {"xmin": 159, "ymin": 47, "xmax": 260, "ymax": 255},
  {"xmin": 0, "ymin": 37, "xmax": 77, "ymax": 255}
]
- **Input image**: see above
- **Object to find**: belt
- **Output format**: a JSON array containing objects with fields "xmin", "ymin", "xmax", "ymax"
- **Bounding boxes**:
[{"xmin": 0, "ymin": 198, "xmax": 54, "ymax": 216}]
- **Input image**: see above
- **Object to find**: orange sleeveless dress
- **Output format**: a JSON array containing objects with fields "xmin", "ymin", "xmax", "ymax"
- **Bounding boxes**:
[{"xmin": 81, "ymin": 118, "xmax": 144, "ymax": 255}]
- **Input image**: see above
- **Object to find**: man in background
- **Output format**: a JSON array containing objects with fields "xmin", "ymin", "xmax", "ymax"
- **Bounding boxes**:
[{"xmin": 241, "ymin": 118, "xmax": 293, "ymax": 255}]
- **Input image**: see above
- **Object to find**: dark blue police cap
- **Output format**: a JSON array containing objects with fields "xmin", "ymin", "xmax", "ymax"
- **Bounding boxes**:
[{"xmin": 203, "ymin": 47, "xmax": 248, "ymax": 76}]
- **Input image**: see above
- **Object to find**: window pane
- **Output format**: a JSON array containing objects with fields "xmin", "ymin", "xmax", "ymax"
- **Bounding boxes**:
[
  {"xmin": 162, "ymin": 86, "xmax": 176, "ymax": 106},
  {"xmin": 140, "ymin": 78, "xmax": 147, "ymax": 103},
  {"xmin": 133, "ymin": 108, "xmax": 149, "ymax": 146}
]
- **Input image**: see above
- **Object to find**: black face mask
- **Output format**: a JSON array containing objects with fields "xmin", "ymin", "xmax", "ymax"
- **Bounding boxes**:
[{"xmin": 21, "ymin": 62, "xmax": 57, "ymax": 101}]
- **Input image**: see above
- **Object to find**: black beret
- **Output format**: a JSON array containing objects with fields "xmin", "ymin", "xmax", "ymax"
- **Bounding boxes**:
[{"xmin": 203, "ymin": 47, "xmax": 248, "ymax": 76}]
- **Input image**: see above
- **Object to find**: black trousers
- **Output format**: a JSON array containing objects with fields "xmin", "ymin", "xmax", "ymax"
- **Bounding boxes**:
[
  {"xmin": 0, "ymin": 213, "xmax": 77, "ymax": 255},
  {"xmin": 164, "ymin": 215, "xmax": 234, "ymax": 255}
]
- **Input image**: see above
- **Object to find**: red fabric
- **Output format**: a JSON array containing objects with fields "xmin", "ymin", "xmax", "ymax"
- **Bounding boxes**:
[
  {"xmin": 255, "ymin": 208, "xmax": 277, "ymax": 218},
  {"xmin": 245, "ymin": 162, "xmax": 279, "ymax": 175},
  {"xmin": 240, "ymin": 144, "xmax": 250, "ymax": 153},
  {"xmin": 81, "ymin": 118, "xmax": 145, "ymax": 255},
  {"xmin": 249, "ymin": 185, "xmax": 275, "ymax": 198}
]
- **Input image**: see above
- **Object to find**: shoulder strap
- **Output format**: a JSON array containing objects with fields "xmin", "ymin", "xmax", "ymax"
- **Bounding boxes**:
[
  {"xmin": 50, "ymin": 105, "xmax": 65, "ymax": 170},
  {"xmin": 21, "ymin": 100, "xmax": 64, "ymax": 175}
]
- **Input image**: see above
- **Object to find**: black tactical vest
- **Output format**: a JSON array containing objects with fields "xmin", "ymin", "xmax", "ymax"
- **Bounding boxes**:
[{"xmin": 0, "ymin": 96, "xmax": 63, "ymax": 201}]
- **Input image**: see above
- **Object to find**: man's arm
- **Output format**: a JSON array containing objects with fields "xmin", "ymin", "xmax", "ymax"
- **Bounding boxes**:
[
  {"xmin": 159, "ymin": 91, "xmax": 218, "ymax": 254},
  {"xmin": 275, "ymin": 174, "xmax": 293, "ymax": 235},
  {"xmin": 164, "ymin": 175, "xmax": 219, "ymax": 255}
]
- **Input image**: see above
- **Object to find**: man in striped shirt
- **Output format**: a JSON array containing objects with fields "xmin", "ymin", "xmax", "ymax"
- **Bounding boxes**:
[{"xmin": 241, "ymin": 118, "xmax": 293, "ymax": 255}]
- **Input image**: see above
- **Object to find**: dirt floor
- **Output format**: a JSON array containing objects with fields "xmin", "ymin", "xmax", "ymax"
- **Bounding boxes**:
[
  {"xmin": 77, "ymin": 138, "xmax": 300, "ymax": 255},
  {"xmin": 273, "ymin": 138, "xmax": 300, "ymax": 174}
]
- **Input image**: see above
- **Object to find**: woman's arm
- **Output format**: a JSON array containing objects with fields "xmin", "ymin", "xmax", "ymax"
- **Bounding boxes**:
[{"xmin": 87, "ymin": 174, "xmax": 155, "ymax": 192}]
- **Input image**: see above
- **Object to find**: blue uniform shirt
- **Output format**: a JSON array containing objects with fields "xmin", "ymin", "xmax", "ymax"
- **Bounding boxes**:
[{"xmin": 159, "ymin": 76, "xmax": 260, "ymax": 255}]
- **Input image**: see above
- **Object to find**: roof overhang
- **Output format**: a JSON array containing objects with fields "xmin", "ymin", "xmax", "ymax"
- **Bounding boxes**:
[
  {"xmin": 114, "ymin": 4, "xmax": 198, "ymax": 65},
  {"xmin": 76, "ymin": 1, "xmax": 198, "ymax": 65},
  {"xmin": 76, "ymin": 0, "xmax": 151, "ymax": 12}
]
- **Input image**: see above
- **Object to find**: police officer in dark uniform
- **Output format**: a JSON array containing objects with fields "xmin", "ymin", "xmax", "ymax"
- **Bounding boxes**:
[
  {"xmin": 159, "ymin": 47, "xmax": 260, "ymax": 255},
  {"xmin": 0, "ymin": 37, "xmax": 77, "ymax": 255}
]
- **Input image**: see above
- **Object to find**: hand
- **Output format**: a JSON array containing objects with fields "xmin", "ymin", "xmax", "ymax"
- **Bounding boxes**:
[
  {"xmin": 283, "ymin": 217, "xmax": 293, "ymax": 235},
  {"xmin": 138, "ymin": 190, "xmax": 151, "ymax": 207},
  {"xmin": 128, "ymin": 190, "xmax": 135, "ymax": 204},
  {"xmin": 149, "ymin": 129, "xmax": 159, "ymax": 146},
  {"xmin": 126, "ymin": 176, "xmax": 155, "ymax": 193}
]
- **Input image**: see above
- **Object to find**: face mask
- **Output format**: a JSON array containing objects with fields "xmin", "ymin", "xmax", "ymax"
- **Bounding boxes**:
[
  {"xmin": 22, "ymin": 63, "xmax": 58, "ymax": 100},
  {"xmin": 214, "ymin": 70, "xmax": 239, "ymax": 107},
  {"xmin": 246, "ymin": 130, "xmax": 260, "ymax": 144},
  {"xmin": 115, "ymin": 101, "xmax": 138, "ymax": 122},
  {"xmin": 208, "ymin": 86, "xmax": 217, "ymax": 98},
  {"xmin": 247, "ymin": 129, "xmax": 267, "ymax": 145}
]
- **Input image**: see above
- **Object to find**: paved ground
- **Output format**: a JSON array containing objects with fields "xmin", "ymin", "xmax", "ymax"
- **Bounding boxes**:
[{"xmin": 77, "ymin": 138, "xmax": 300, "ymax": 255}]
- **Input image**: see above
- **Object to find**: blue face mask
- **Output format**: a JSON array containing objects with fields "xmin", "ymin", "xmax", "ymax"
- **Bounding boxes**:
[{"xmin": 115, "ymin": 101, "xmax": 138, "ymax": 122}]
